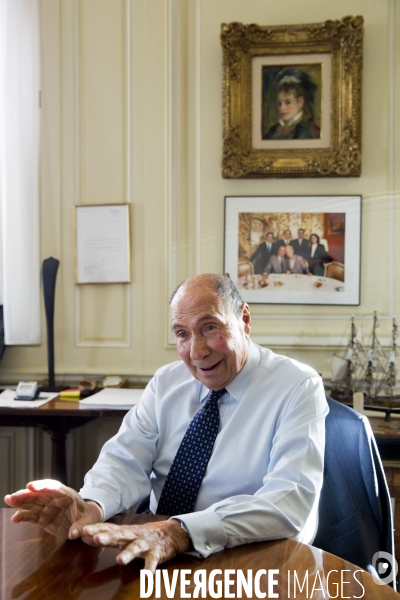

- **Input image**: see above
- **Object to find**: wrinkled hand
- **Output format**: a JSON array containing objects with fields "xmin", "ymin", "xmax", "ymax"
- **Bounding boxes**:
[
  {"xmin": 82, "ymin": 519, "xmax": 190, "ymax": 573},
  {"xmin": 4, "ymin": 479, "xmax": 103, "ymax": 540}
]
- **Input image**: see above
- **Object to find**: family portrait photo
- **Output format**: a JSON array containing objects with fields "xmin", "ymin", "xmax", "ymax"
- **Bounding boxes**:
[{"xmin": 224, "ymin": 196, "xmax": 361, "ymax": 305}]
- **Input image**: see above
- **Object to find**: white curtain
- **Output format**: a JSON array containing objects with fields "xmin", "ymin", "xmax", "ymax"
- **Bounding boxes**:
[{"xmin": 0, "ymin": 0, "xmax": 40, "ymax": 344}]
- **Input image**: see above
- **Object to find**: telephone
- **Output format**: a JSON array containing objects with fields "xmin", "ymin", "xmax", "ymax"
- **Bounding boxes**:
[{"xmin": 15, "ymin": 381, "xmax": 40, "ymax": 400}]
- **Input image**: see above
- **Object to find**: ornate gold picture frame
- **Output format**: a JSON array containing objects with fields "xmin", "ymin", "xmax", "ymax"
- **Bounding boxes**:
[{"xmin": 221, "ymin": 17, "xmax": 363, "ymax": 178}]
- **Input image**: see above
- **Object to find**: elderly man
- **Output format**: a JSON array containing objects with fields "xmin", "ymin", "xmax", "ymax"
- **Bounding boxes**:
[
  {"xmin": 285, "ymin": 245, "xmax": 311, "ymax": 275},
  {"xmin": 5, "ymin": 274, "xmax": 327, "ymax": 573},
  {"xmin": 263, "ymin": 244, "xmax": 287, "ymax": 274}
]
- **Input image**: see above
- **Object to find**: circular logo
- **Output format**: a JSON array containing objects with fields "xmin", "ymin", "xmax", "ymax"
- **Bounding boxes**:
[{"xmin": 372, "ymin": 551, "xmax": 398, "ymax": 585}]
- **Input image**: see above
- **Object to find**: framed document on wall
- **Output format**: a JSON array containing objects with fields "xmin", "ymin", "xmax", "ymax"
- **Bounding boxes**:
[{"xmin": 75, "ymin": 204, "xmax": 131, "ymax": 284}]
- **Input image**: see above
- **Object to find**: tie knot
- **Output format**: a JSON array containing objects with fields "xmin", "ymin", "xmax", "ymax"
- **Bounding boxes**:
[{"xmin": 206, "ymin": 388, "xmax": 226, "ymax": 405}]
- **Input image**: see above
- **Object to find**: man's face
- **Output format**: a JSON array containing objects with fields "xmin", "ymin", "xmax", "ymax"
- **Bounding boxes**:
[
  {"xmin": 284, "ymin": 230, "xmax": 291, "ymax": 240},
  {"xmin": 298, "ymin": 229, "xmax": 304, "ymax": 239},
  {"xmin": 266, "ymin": 233, "xmax": 274, "ymax": 243},
  {"xmin": 286, "ymin": 246, "xmax": 294, "ymax": 258},
  {"xmin": 278, "ymin": 246, "xmax": 286, "ymax": 257},
  {"xmin": 170, "ymin": 282, "xmax": 251, "ymax": 390}
]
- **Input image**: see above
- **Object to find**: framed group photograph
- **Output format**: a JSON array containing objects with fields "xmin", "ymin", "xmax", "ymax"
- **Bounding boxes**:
[
  {"xmin": 220, "ymin": 17, "xmax": 363, "ymax": 178},
  {"xmin": 224, "ymin": 195, "xmax": 361, "ymax": 305}
]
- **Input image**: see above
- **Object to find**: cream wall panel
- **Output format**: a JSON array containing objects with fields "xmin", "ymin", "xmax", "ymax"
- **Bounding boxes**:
[
  {"xmin": 76, "ymin": 285, "xmax": 131, "ymax": 346},
  {"xmin": 75, "ymin": 0, "xmax": 130, "ymax": 348},
  {"xmin": 64, "ymin": 0, "xmax": 169, "ymax": 373},
  {"xmin": 0, "ymin": 0, "xmax": 399, "ymax": 386},
  {"xmin": 79, "ymin": 0, "xmax": 126, "ymax": 204}
]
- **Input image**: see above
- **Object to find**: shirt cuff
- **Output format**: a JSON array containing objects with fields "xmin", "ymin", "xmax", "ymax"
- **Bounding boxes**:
[
  {"xmin": 173, "ymin": 511, "xmax": 227, "ymax": 558},
  {"xmin": 79, "ymin": 487, "xmax": 118, "ymax": 522}
]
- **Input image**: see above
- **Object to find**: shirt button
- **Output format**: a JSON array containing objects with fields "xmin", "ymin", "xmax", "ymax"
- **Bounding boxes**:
[{"xmin": 205, "ymin": 541, "xmax": 212, "ymax": 550}]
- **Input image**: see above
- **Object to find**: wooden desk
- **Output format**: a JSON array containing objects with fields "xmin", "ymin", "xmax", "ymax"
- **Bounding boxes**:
[
  {"xmin": 0, "ymin": 510, "xmax": 396, "ymax": 599},
  {"xmin": 0, "ymin": 399, "xmax": 128, "ymax": 484}
]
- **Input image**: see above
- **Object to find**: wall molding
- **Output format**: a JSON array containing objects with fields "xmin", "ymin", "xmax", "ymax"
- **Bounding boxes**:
[{"xmin": 73, "ymin": 0, "xmax": 132, "ymax": 348}]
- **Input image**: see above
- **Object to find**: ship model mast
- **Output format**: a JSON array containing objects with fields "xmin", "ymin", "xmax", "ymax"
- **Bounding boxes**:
[
  {"xmin": 331, "ymin": 312, "xmax": 398, "ymax": 407},
  {"xmin": 365, "ymin": 312, "xmax": 398, "ymax": 403},
  {"xmin": 331, "ymin": 316, "xmax": 366, "ymax": 398},
  {"xmin": 365, "ymin": 311, "xmax": 378, "ymax": 401}
]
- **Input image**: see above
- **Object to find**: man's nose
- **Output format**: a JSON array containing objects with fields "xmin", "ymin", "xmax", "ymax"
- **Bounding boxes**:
[{"xmin": 190, "ymin": 335, "xmax": 210, "ymax": 361}]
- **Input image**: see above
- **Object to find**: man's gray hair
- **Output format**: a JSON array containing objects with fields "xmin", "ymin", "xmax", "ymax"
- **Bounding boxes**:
[{"xmin": 169, "ymin": 274, "xmax": 244, "ymax": 318}]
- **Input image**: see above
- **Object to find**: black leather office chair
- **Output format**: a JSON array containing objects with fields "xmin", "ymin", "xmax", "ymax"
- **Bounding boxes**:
[{"xmin": 313, "ymin": 397, "xmax": 396, "ymax": 588}]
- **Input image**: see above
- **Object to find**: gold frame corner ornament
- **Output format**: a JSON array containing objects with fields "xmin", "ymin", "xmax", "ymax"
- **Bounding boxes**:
[{"xmin": 221, "ymin": 16, "xmax": 363, "ymax": 178}]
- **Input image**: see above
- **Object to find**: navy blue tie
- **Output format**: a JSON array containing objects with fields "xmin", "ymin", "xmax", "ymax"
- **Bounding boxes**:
[{"xmin": 156, "ymin": 388, "xmax": 226, "ymax": 516}]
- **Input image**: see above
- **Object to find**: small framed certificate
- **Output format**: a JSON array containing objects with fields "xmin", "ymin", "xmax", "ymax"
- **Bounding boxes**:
[{"xmin": 75, "ymin": 204, "xmax": 131, "ymax": 284}]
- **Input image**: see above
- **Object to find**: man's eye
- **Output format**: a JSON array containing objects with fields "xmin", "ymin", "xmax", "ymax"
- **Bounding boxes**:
[
  {"xmin": 205, "ymin": 325, "xmax": 216, "ymax": 332},
  {"xmin": 176, "ymin": 332, "xmax": 187, "ymax": 339}
]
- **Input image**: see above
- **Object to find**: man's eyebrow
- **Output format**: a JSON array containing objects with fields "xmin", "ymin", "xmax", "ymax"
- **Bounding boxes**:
[{"xmin": 171, "ymin": 314, "xmax": 221, "ymax": 331}]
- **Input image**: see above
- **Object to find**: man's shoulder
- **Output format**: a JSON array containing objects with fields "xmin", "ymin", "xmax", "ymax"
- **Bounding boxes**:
[{"xmin": 255, "ymin": 343, "xmax": 319, "ymax": 384}]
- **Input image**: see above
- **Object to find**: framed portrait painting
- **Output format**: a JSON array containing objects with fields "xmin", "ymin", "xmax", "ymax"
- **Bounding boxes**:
[
  {"xmin": 224, "ymin": 195, "xmax": 361, "ymax": 305},
  {"xmin": 221, "ymin": 17, "xmax": 363, "ymax": 178}
]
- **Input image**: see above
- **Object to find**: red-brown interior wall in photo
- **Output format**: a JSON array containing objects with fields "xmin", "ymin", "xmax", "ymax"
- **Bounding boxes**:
[{"xmin": 324, "ymin": 213, "xmax": 345, "ymax": 264}]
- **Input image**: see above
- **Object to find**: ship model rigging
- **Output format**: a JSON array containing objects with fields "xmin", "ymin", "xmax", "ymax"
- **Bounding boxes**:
[{"xmin": 331, "ymin": 312, "xmax": 398, "ymax": 410}]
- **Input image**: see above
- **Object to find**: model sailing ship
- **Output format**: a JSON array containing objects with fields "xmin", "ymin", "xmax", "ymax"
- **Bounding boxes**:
[{"xmin": 331, "ymin": 312, "xmax": 398, "ymax": 404}]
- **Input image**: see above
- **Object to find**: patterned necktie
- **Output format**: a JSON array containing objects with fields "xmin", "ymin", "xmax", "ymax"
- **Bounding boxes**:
[{"xmin": 156, "ymin": 388, "xmax": 226, "ymax": 516}]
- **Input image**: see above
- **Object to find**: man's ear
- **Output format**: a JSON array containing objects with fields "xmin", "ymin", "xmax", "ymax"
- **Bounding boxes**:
[{"xmin": 242, "ymin": 303, "xmax": 251, "ymax": 335}]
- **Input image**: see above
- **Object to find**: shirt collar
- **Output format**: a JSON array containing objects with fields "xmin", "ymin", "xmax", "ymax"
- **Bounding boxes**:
[{"xmin": 199, "ymin": 339, "xmax": 260, "ymax": 404}]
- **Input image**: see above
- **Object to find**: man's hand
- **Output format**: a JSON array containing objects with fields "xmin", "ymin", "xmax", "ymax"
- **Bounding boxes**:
[
  {"xmin": 4, "ymin": 479, "xmax": 103, "ymax": 540},
  {"xmin": 81, "ymin": 519, "xmax": 190, "ymax": 573}
]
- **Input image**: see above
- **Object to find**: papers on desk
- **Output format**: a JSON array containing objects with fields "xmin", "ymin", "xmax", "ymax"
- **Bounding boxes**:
[
  {"xmin": 79, "ymin": 387, "xmax": 143, "ymax": 410},
  {"xmin": 0, "ymin": 388, "xmax": 59, "ymax": 408}
]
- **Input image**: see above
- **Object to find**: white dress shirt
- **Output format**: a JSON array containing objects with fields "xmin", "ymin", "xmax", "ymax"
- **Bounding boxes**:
[{"xmin": 79, "ymin": 340, "xmax": 328, "ymax": 558}]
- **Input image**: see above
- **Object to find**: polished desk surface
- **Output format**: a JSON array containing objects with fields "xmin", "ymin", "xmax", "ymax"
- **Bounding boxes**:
[
  {"xmin": 0, "ymin": 510, "xmax": 396, "ymax": 600},
  {"xmin": 0, "ymin": 396, "xmax": 129, "ymax": 417}
]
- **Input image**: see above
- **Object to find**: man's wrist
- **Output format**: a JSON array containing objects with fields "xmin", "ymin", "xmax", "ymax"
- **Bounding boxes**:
[
  {"xmin": 168, "ymin": 519, "xmax": 192, "ymax": 553},
  {"xmin": 85, "ymin": 500, "xmax": 104, "ymax": 522}
]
